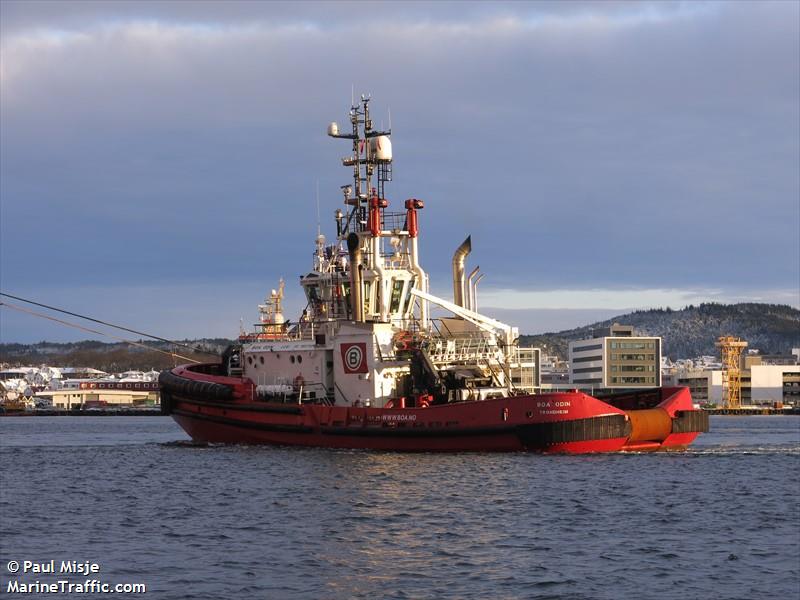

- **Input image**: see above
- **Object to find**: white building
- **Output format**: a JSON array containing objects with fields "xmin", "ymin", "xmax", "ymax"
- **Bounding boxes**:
[
  {"xmin": 678, "ymin": 364, "xmax": 800, "ymax": 406},
  {"xmin": 40, "ymin": 388, "xmax": 159, "ymax": 410}
]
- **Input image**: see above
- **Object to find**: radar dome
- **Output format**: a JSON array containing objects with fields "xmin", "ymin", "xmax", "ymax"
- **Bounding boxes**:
[{"xmin": 369, "ymin": 135, "xmax": 392, "ymax": 161}]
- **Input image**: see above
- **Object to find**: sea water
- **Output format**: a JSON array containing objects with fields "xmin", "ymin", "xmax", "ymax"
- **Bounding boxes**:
[{"xmin": 1, "ymin": 416, "xmax": 798, "ymax": 599}]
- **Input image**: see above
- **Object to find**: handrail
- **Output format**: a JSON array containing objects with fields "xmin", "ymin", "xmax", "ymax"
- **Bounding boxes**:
[{"xmin": 254, "ymin": 378, "xmax": 332, "ymax": 405}]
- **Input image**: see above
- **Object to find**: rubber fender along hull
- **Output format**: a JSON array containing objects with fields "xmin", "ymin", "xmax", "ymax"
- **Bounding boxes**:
[{"xmin": 159, "ymin": 370, "xmax": 234, "ymax": 405}]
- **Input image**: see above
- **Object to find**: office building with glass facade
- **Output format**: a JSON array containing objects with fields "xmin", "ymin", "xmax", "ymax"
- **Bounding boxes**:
[{"xmin": 569, "ymin": 324, "xmax": 662, "ymax": 388}]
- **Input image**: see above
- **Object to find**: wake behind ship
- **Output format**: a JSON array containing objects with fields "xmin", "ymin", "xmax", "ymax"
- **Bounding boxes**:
[{"xmin": 160, "ymin": 96, "xmax": 708, "ymax": 453}]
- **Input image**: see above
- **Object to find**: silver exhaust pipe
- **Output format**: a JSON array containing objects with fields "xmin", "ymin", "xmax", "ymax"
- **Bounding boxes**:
[
  {"xmin": 466, "ymin": 266, "xmax": 480, "ymax": 311},
  {"xmin": 452, "ymin": 235, "xmax": 471, "ymax": 307},
  {"xmin": 472, "ymin": 273, "xmax": 485, "ymax": 312}
]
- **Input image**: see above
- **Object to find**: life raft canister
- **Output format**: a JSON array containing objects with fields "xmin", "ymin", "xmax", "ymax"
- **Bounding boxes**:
[{"xmin": 394, "ymin": 330, "xmax": 414, "ymax": 351}]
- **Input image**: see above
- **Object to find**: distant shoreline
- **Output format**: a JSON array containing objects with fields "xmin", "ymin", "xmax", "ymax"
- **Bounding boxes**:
[{"xmin": 0, "ymin": 409, "xmax": 163, "ymax": 417}]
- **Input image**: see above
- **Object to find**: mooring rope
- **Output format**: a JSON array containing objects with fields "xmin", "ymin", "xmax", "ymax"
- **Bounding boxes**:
[
  {"xmin": 0, "ymin": 300, "xmax": 203, "ymax": 364},
  {"xmin": 0, "ymin": 291, "xmax": 218, "ymax": 357}
]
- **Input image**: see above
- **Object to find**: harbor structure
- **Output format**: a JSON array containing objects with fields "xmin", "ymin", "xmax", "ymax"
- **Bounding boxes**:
[{"xmin": 716, "ymin": 336, "xmax": 748, "ymax": 408}]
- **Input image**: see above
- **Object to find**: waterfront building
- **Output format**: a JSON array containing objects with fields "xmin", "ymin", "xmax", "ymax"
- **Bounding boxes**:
[
  {"xmin": 540, "ymin": 353, "xmax": 570, "ymax": 385},
  {"xmin": 744, "ymin": 353, "xmax": 800, "ymax": 367},
  {"xmin": 568, "ymin": 324, "xmax": 661, "ymax": 388},
  {"xmin": 507, "ymin": 347, "xmax": 541, "ymax": 392},
  {"xmin": 40, "ymin": 384, "xmax": 159, "ymax": 409},
  {"xmin": 677, "ymin": 364, "xmax": 800, "ymax": 406}
]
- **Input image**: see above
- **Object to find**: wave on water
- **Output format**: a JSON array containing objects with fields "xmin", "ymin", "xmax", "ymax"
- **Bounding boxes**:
[
  {"xmin": 679, "ymin": 445, "xmax": 800, "ymax": 456},
  {"xmin": 160, "ymin": 440, "xmax": 213, "ymax": 448}
]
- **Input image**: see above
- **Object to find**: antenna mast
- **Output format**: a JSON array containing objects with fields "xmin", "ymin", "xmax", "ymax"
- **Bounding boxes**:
[
  {"xmin": 316, "ymin": 179, "xmax": 321, "ymax": 237},
  {"xmin": 327, "ymin": 95, "xmax": 392, "ymax": 237}
]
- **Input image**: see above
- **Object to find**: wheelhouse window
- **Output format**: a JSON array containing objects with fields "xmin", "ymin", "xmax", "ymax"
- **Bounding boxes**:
[
  {"xmin": 404, "ymin": 276, "xmax": 417, "ymax": 315},
  {"xmin": 390, "ymin": 280, "xmax": 405, "ymax": 313},
  {"xmin": 341, "ymin": 282, "xmax": 351, "ymax": 317},
  {"xmin": 363, "ymin": 281, "xmax": 373, "ymax": 314},
  {"xmin": 305, "ymin": 285, "xmax": 320, "ymax": 304}
]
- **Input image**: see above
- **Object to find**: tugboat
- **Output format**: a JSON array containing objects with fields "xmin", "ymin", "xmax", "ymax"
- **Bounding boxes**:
[{"xmin": 160, "ymin": 96, "xmax": 708, "ymax": 453}]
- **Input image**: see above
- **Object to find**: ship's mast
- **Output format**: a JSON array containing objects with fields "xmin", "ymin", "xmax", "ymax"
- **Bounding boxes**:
[
  {"xmin": 326, "ymin": 96, "xmax": 428, "ymax": 328},
  {"xmin": 328, "ymin": 95, "xmax": 392, "ymax": 237}
]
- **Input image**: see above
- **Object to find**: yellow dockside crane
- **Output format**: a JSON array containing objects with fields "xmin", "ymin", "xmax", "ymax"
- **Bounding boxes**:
[{"xmin": 716, "ymin": 336, "xmax": 748, "ymax": 409}]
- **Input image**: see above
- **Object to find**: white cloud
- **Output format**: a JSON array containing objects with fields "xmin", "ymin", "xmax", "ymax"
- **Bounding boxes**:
[
  {"xmin": 0, "ymin": 0, "xmax": 722, "ymax": 76},
  {"xmin": 521, "ymin": 1, "xmax": 720, "ymax": 31}
]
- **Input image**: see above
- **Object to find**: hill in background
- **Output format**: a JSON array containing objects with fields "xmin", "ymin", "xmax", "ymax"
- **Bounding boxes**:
[
  {"xmin": 0, "ymin": 339, "xmax": 232, "ymax": 373},
  {"xmin": 519, "ymin": 302, "xmax": 799, "ymax": 360}
]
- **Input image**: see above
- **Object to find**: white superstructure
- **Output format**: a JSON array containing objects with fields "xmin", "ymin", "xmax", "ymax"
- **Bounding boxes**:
[{"xmin": 234, "ymin": 96, "xmax": 538, "ymax": 409}]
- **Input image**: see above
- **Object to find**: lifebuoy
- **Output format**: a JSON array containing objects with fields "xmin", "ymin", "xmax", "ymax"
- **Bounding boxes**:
[{"xmin": 293, "ymin": 374, "xmax": 305, "ymax": 392}]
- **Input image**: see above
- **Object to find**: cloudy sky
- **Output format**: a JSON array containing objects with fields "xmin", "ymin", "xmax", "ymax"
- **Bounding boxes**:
[{"xmin": 1, "ymin": 0, "xmax": 798, "ymax": 343}]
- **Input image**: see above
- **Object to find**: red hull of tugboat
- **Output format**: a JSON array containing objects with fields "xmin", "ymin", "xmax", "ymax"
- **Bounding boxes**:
[{"xmin": 160, "ymin": 365, "xmax": 708, "ymax": 454}]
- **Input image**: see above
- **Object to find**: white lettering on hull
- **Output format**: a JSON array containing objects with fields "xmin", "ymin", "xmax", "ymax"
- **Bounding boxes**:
[{"xmin": 381, "ymin": 413, "xmax": 417, "ymax": 422}]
